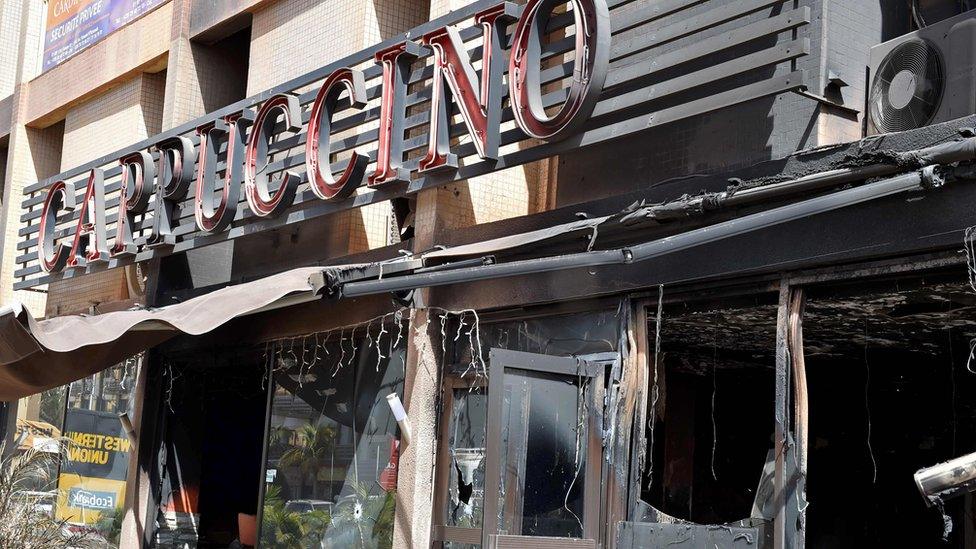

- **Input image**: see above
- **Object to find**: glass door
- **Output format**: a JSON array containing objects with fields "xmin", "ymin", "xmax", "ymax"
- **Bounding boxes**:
[
  {"xmin": 484, "ymin": 349, "xmax": 606, "ymax": 548},
  {"xmin": 433, "ymin": 348, "xmax": 611, "ymax": 548}
]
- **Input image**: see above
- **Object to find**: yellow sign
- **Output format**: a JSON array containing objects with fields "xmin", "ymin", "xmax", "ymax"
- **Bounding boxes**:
[{"xmin": 55, "ymin": 410, "xmax": 130, "ymax": 527}]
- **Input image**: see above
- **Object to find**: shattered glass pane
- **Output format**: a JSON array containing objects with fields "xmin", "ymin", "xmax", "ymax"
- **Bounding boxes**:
[
  {"xmin": 446, "ymin": 387, "xmax": 487, "ymax": 529},
  {"xmin": 260, "ymin": 335, "xmax": 405, "ymax": 548},
  {"xmin": 496, "ymin": 368, "xmax": 586, "ymax": 538}
]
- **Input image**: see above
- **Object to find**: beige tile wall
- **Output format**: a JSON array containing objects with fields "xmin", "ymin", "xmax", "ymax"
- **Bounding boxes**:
[
  {"xmin": 0, "ymin": 121, "xmax": 62, "ymax": 315},
  {"xmin": 163, "ymin": 0, "xmax": 250, "ymax": 130},
  {"xmin": 0, "ymin": 0, "xmax": 53, "ymax": 315},
  {"xmin": 414, "ymin": 0, "xmax": 555, "ymax": 243},
  {"xmin": 249, "ymin": 0, "xmax": 429, "ymax": 255},
  {"xmin": 0, "ymin": 0, "xmax": 26, "ymax": 100},
  {"xmin": 44, "ymin": 72, "xmax": 166, "ymax": 317},
  {"xmin": 60, "ymin": 72, "xmax": 166, "ymax": 171},
  {"xmin": 20, "ymin": 1, "xmax": 172, "ymax": 127}
]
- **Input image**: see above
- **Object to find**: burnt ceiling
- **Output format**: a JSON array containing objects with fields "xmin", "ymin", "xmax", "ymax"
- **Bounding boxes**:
[{"xmin": 653, "ymin": 281, "xmax": 976, "ymax": 374}]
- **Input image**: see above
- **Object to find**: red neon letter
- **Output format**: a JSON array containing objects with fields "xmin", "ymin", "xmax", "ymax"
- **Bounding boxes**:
[
  {"xmin": 307, "ymin": 68, "xmax": 370, "ymax": 201},
  {"xmin": 420, "ymin": 4, "xmax": 515, "ymax": 172},
  {"xmin": 149, "ymin": 137, "xmax": 196, "ymax": 248},
  {"xmin": 37, "ymin": 180, "xmax": 76, "ymax": 273},
  {"xmin": 245, "ymin": 93, "xmax": 302, "ymax": 217},
  {"xmin": 111, "ymin": 151, "xmax": 154, "ymax": 257},
  {"xmin": 195, "ymin": 112, "xmax": 251, "ymax": 233},
  {"xmin": 66, "ymin": 168, "xmax": 109, "ymax": 269},
  {"xmin": 509, "ymin": 0, "xmax": 610, "ymax": 140},
  {"xmin": 368, "ymin": 41, "xmax": 422, "ymax": 188}
]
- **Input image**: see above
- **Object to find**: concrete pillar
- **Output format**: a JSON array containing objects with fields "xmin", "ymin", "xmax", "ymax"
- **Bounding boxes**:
[
  {"xmin": 0, "ymin": 0, "xmax": 50, "ymax": 317},
  {"xmin": 0, "ymin": 0, "xmax": 26, "ymax": 99},
  {"xmin": 392, "ymin": 305, "xmax": 441, "ymax": 548},
  {"xmin": 392, "ymin": 186, "xmax": 447, "ymax": 548}
]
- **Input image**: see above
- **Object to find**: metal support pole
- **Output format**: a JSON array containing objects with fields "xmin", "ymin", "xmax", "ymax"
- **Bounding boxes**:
[
  {"xmin": 788, "ymin": 287, "xmax": 808, "ymax": 549},
  {"xmin": 774, "ymin": 280, "xmax": 792, "ymax": 549}
]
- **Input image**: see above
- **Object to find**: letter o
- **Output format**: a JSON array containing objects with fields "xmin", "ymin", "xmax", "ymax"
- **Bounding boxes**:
[{"xmin": 509, "ymin": 0, "xmax": 610, "ymax": 140}]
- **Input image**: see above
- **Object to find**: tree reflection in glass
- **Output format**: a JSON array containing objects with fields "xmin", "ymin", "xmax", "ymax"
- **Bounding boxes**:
[{"xmin": 260, "ymin": 332, "xmax": 405, "ymax": 549}]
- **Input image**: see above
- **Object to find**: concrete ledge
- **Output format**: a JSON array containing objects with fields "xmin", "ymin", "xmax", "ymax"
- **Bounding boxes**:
[{"xmin": 190, "ymin": 0, "xmax": 271, "ymax": 42}]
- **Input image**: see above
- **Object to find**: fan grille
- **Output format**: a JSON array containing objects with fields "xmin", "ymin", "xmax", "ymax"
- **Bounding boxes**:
[{"xmin": 869, "ymin": 38, "xmax": 945, "ymax": 133}]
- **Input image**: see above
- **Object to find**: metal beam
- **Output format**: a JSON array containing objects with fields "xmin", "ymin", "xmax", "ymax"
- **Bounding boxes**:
[
  {"xmin": 773, "ymin": 279, "xmax": 790, "ymax": 549},
  {"xmin": 338, "ymin": 168, "xmax": 934, "ymax": 297}
]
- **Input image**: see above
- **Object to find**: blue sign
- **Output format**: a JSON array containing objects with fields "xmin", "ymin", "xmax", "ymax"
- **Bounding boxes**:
[
  {"xmin": 42, "ymin": 0, "xmax": 164, "ymax": 72},
  {"xmin": 67, "ymin": 488, "xmax": 116, "ymax": 511}
]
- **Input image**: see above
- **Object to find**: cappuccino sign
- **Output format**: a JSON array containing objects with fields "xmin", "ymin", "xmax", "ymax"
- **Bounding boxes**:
[{"xmin": 17, "ymin": 0, "xmax": 810, "ymax": 289}]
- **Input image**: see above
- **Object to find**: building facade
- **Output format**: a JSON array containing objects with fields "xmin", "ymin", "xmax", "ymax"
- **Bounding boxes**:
[{"xmin": 1, "ymin": 0, "xmax": 976, "ymax": 547}]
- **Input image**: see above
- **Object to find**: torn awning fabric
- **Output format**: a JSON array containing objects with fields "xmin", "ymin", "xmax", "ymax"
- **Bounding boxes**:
[{"xmin": 0, "ymin": 266, "xmax": 341, "ymax": 401}]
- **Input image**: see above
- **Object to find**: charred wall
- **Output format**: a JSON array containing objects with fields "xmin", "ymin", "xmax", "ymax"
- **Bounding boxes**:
[{"xmin": 555, "ymin": 0, "xmax": 894, "ymax": 207}]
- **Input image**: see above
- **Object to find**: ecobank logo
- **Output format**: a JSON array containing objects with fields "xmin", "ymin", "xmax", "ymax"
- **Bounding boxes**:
[{"xmin": 68, "ymin": 488, "xmax": 115, "ymax": 510}]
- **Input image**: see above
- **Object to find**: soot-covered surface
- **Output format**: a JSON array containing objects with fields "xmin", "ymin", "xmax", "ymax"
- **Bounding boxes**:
[
  {"xmin": 648, "ymin": 276, "xmax": 976, "ymax": 547},
  {"xmin": 652, "ymin": 280, "xmax": 976, "ymax": 373}
]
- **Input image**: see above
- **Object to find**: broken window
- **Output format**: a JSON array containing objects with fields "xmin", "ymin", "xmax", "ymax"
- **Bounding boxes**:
[
  {"xmin": 802, "ymin": 276, "xmax": 976, "ymax": 548},
  {"xmin": 260, "ymin": 331, "xmax": 406, "ymax": 548},
  {"xmin": 433, "ymin": 309, "xmax": 621, "ymax": 547},
  {"xmin": 637, "ymin": 292, "xmax": 779, "ymax": 542},
  {"xmin": 444, "ymin": 380, "xmax": 487, "ymax": 531}
]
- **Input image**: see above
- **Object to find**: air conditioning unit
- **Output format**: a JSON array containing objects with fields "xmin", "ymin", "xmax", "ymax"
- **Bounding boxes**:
[{"xmin": 867, "ymin": 9, "xmax": 976, "ymax": 135}]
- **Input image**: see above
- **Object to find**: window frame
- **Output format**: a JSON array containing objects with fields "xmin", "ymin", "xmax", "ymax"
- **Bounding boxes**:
[{"xmin": 432, "ymin": 373, "xmax": 488, "ymax": 546}]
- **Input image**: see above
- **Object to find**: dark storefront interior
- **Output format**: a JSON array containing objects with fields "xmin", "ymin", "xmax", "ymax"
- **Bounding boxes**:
[
  {"xmin": 155, "ymin": 348, "xmax": 267, "ymax": 547},
  {"xmin": 803, "ymin": 277, "xmax": 976, "ymax": 548},
  {"xmin": 639, "ymin": 273, "xmax": 976, "ymax": 548},
  {"xmin": 142, "ymin": 274, "xmax": 976, "ymax": 548},
  {"xmin": 642, "ymin": 294, "xmax": 778, "ymax": 527},
  {"xmin": 152, "ymin": 326, "xmax": 407, "ymax": 548}
]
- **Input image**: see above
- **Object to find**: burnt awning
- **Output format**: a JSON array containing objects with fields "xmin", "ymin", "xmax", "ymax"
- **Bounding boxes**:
[{"xmin": 0, "ymin": 266, "xmax": 355, "ymax": 401}]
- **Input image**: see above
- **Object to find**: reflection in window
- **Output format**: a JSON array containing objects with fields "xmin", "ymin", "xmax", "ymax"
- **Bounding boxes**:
[
  {"xmin": 56, "ymin": 358, "xmax": 141, "ymax": 547},
  {"xmin": 497, "ymin": 368, "xmax": 586, "ymax": 538},
  {"xmin": 13, "ymin": 385, "xmax": 66, "ymax": 497},
  {"xmin": 261, "ymin": 333, "xmax": 406, "ymax": 548}
]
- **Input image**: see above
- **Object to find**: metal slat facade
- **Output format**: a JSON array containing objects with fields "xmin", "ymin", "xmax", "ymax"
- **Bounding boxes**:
[{"xmin": 15, "ymin": 0, "xmax": 809, "ymax": 289}]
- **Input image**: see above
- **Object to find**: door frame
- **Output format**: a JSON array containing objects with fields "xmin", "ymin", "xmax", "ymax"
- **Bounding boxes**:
[{"xmin": 482, "ymin": 348, "xmax": 609, "ymax": 547}]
